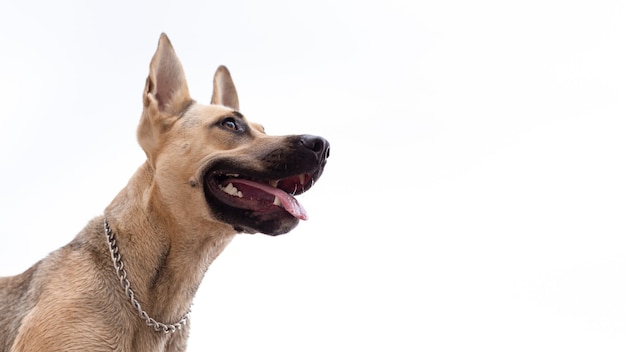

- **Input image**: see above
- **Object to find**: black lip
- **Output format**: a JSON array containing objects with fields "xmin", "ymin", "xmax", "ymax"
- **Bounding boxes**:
[{"xmin": 201, "ymin": 160, "xmax": 325, "ymax": 236}]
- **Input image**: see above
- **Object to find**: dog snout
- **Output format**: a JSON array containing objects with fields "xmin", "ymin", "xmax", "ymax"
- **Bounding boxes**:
[{"xmin": 299, "ymin": 135, "xmax": 330, "ymax": 161}]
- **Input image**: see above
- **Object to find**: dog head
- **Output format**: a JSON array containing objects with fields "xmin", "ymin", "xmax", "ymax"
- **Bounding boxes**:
[{"xmin": 137, "ymin": 34, "xmax": 329, "ymax": 236}]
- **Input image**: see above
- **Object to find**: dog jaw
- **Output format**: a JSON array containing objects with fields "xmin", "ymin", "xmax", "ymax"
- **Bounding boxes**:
[{"xmin": 201, "ymin": 160, "xmax": 323, "ymax": 236}]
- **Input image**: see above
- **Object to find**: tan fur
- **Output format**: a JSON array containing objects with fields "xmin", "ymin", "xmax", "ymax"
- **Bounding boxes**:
[{"xmin": 0, "ymin": 33, "xmax": 328, "ymax": 351}]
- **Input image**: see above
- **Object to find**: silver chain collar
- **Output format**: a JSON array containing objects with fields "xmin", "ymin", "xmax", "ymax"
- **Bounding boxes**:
[{"xmin": 104, "ymin": 219, "xmax": 190, "ymax": 334}]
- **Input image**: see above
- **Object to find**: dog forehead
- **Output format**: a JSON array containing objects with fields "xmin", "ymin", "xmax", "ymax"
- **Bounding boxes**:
[
  {"xmin": 183, "ymin": 104, "xmax": 234, "ymax": 124},
  {"xmin": 182, "ymin": 104, "xmax": 266, "ymax": 134}
]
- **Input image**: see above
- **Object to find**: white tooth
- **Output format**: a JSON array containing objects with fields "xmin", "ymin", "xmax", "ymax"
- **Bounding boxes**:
[
  {"xmin": 225, "ymin": 173, "xmax": 240, "ymax": 177},
  {"xmin": 298, "ymin": 174, "xmax": 306, "ymax": 185},
  {"xmin": 269, "ymin": 180, "xmax": 279, "ymax": 188},
  {"xmin": 221, "ymin": 183, "xmax": 243, "ymax": 198},
  {"xmin": 273, "ymin": 196, "xmax": 282, "ymax": 207},
  {"xmin": 221, "ymin": 183, "xmax": 233, "ymax": 194}
]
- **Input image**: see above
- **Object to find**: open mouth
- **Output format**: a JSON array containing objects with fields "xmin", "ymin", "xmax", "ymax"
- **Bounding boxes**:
[
  {"xmin": 217, "ymin": 174, "xmax": 312, "ymax": 220},
  {"xmin": 209, "ymin": 172, "xmax": 314, "ymax": 220}
]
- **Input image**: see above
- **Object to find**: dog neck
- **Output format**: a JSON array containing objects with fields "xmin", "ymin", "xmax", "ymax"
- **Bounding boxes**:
[{"xmin": 103, "ymin": 162, "xmax": 236, "ymax": 332}]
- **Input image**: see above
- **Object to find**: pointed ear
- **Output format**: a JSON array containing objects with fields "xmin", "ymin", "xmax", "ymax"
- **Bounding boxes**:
[
  {"xmin": 139, "ymin": 33, "xmax": 192, "ymax": 163},
  {"xmin": 211, "ymin": 65, "xmax": 239, "ymax": 110},
  {"xmin": 143, "ymin": 33, "xmax": 192, "ymax": 115}
]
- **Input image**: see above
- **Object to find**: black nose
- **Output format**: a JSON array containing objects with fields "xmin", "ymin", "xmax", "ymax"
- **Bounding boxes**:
[{"xmin": 299, "ymin": 134, "xmax": 330, "ymax": 161}]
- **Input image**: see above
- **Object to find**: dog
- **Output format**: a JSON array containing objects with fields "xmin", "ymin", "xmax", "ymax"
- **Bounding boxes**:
[{"xmin": 0, "ymin": 33, "xmax": 329, "ymax": 351}]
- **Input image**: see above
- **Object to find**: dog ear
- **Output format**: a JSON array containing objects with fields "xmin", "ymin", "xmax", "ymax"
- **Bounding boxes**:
[
  {"xmin": 143, "ymin": 33, "xmax": 191, "ymax": 114},
  {"xmin": 211, "ymin": 65, "xmax": 239, "ymax": 111},
  {"xmin": 139, "ymin": 33, "xmax": 192, "ymax": 163}
]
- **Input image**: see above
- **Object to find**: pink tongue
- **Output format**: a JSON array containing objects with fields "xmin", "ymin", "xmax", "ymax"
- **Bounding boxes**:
[{"xmin": 227, "ymin": 179, "xmax": 308, "ymax": 220}]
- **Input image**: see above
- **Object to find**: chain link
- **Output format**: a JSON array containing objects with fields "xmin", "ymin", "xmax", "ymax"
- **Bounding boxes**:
[{"xmin": 104, "ymin": 219, "xmax": 190, "ymax": 334}]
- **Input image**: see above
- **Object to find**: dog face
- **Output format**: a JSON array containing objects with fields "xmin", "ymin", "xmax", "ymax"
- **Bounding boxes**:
[{"xmin": 137, "ymin": 34, "xmax": 329, "ymax": 236}]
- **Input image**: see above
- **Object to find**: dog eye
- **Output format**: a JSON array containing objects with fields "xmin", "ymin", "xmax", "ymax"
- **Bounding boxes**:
[{"xmin": 221, "ymin": 117, "xmax": 239, "ymax": 131}]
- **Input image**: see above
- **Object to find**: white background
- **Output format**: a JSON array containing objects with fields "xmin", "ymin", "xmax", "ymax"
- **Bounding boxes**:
[{"xmin": 1, "ymin": 1, "xmax": 625, "ymax": 351}]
